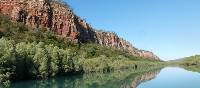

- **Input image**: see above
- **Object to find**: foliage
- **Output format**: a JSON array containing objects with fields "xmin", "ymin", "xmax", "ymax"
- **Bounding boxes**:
[
  {"xmin": 181, "ymin": 55, "xmax": 200, "ymax": 66},
  {"xmin": 0, "ymin": 14, "xmax": 162, "ymax": 86},
  {"xmin": 0, "ymin": 37, "xmax": 162, "ymax": 85},
  {"xmin": 169, "ymin": 55, "xmax": 200, "ymax": 67},
  {"xmin": 0, "ymin": 38, "xmax": 15, "ymax": 86},
  {"xmin": 168, "ymin": 55, "xmax": 200, "ymax": 73}
]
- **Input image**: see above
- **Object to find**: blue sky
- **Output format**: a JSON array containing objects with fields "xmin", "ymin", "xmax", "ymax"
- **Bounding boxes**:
[{"xmin": 64, "ymin": 0, "xmax": 200, "ymax": 61}]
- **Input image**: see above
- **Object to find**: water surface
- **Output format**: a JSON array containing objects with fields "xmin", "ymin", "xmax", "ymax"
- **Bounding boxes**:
[
  {"xmin": 137, "ymin": 67, "xmax": 200, "ymax": 88},
  {"xmin": 8, "ymin": 67, "xmax": 200, "ymax": 88}
]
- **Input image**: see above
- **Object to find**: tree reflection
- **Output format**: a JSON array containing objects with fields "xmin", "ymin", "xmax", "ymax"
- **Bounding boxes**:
[{"xmin": 10, "ymin": 68, "xmax": 161, "ymax": 88}]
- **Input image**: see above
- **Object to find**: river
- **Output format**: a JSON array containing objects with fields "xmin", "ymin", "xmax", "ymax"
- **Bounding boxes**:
[{"xmin": 8, "ymin": 67, "xmax": 200, "ymax": 88}]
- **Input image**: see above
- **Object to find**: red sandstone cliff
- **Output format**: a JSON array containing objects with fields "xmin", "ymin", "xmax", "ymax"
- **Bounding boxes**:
[{"xmin": 0, "ymin": 0, "xmax": 160, "ymax": 60}]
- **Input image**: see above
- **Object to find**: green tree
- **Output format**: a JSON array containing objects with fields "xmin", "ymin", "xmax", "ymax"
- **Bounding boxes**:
[
  {"xmin": 0, "ymin": 38, "xmax": 15, "ymax": 85},
  {"xmin": 59, "ymin": 49, "xmax": 71, "ymax": 73},
  {"xmin": 45, "ymin": 45, "xmax": 59, "ymax": 76},
  {"xmin": 34, "ymin": 42, "xmax": 49, "ymax": 78},
  {"xmin": 15, "ymin": 42, "xmax": 37, "ymax": 79}
]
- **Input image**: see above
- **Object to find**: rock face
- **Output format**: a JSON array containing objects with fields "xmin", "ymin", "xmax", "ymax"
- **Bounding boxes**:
[{"xmin": 0, "ymin": 0, "xmax": 160, "ymax": 60}]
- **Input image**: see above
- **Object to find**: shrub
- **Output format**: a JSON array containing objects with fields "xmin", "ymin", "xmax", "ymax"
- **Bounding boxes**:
[
  {"xmin": 0, "ymin": 38, "xmax": 15, "ymax": 85},
  {"xmin": 83, "ymin": 55, "xmax": 111, "ymax": 73}
]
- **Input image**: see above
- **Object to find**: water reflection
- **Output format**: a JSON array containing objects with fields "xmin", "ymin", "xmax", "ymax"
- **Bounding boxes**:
[
  {"xmin": 182, "ymin": 66, "xmax": 200, "ymax": 73},
  {"xmin": 121, "ymin": 70, "xmax": 160, "ymax": 88},
  {"xmin": 9, "ymin": 69, "xmax": 161, "ymax": 88},
  {"xmin": 137, "ymin": 67, "xmax": 200, "ymax": 88}
]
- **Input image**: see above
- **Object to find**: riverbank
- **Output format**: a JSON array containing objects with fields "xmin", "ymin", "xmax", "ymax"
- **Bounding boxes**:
[
  {"xmin": 0, "ymin": 37, "xmax": 164, "ymax": 87},
  {"xmin": 166, "ymin": 55, "xmax": 200, "ymax": 73}
]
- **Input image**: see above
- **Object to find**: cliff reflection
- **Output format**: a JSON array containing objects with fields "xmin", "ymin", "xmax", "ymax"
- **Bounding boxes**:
[
  {"xmin": 121, "ymin": 70, "xmax": 160, "ymax": 88},
  {"xmin": 10, "ymin": 69, "xmax": 161, "ymax": 88}
]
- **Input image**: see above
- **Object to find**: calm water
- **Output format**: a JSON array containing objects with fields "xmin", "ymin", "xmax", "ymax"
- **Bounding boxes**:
[
  {"xmin": 8, "ymin": 67, "xmax": 200, "ymax": 88},
  {"xmin": 137, "ymin": 67, "xmax": 200, "ymax": 88}
]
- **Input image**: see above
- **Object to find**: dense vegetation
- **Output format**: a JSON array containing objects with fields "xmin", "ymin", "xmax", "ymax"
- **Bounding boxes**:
[
  {"xmin": 178, "ymin": 55, "xmax": 200, "ymax": 72},
  {"xmin": 167, "ymin": 55, "xmax": 200, "ymax": 73},
  {"xmin": 0, "ymin": 14, "xmax": 162, "ymax": 86},
  {"xmin": 179, "ymin": 55, "xmax": 200, "ymax": 66}
]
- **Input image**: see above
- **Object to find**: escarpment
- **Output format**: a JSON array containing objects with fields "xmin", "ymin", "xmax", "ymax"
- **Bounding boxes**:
[{"xmin": 0, "ymin": 0, "xmax": 160, "ymax": 60}]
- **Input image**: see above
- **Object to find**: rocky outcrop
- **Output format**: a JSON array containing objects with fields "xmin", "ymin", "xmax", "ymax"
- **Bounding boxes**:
[
  {"xmin": 137, "ymin": 50, "xmax": 160, "ymax": 60},
  {"xmin": 0, "ymin": 0, "xmax": 96, "ymax": 43},
  {"xmin": 95, "ymin": 31, "xmax": 139, "ymax": 56},
  {"xmin": 0, "ymin": 0, "xmax": 160, "ymax": 60}
]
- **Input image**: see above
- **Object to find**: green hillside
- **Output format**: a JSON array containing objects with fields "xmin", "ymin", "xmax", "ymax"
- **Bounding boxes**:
[{"xmin": 0, "ymin": 14, "xmax": 162, "ymax": 86}]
